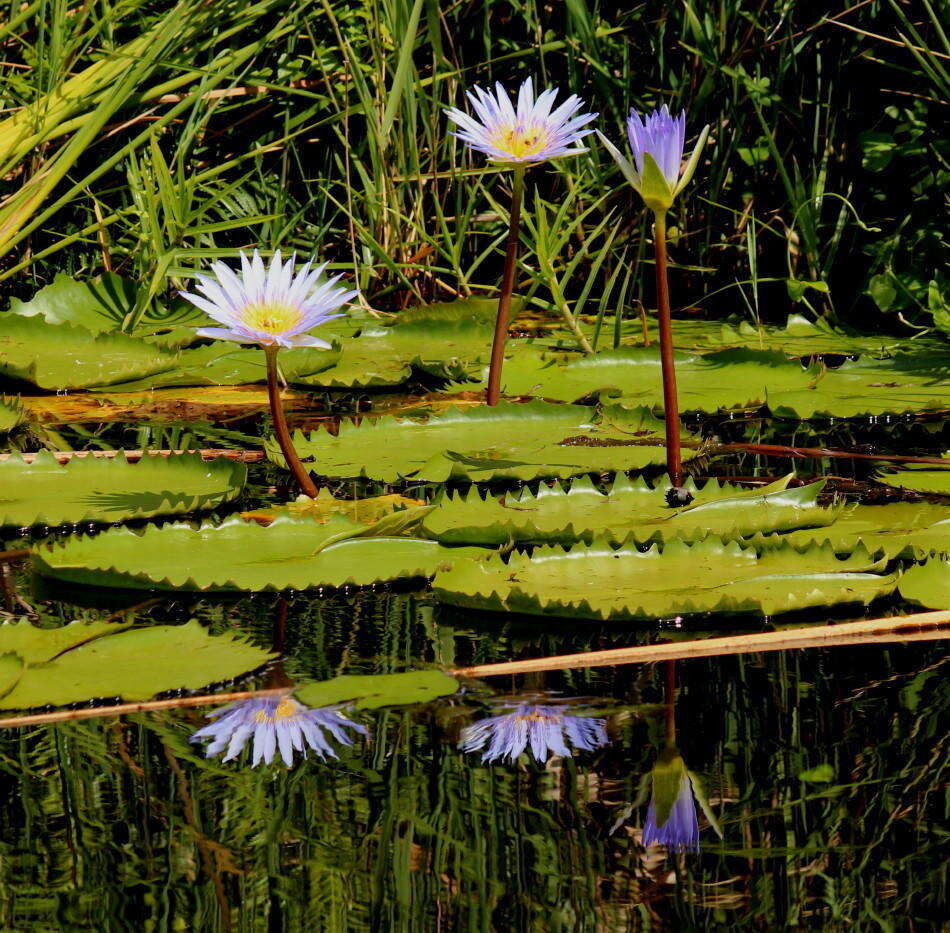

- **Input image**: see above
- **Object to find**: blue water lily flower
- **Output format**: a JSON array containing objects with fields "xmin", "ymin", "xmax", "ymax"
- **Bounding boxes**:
[
  {"xmin": 445, "ymin": 78, "xmax": 597, "ymax": 164},
  {"xmin": 641, "ymin": 746, "xmax": 720, "ymax": 853},
  {"xmin": 643, "ymin": 761, "xmax": 699, "ymax": 852},
  {"xmin": 596, "ymin": 104, "xmax": 709, "ymax": 211},
  {"xmin": 181, "ymin": 248, "xmax": 358, "ymax": 349},
  {"xmin": 459, "ymin": 703, "xmax": 609, "ymax": 764},
  {"xmin": 190, "ymin": 695, "xmax": 367, "ymax": 768}
]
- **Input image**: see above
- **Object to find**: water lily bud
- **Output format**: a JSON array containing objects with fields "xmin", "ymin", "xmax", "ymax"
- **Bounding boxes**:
[{"xmin": 597, "ymin": 104, "xmax": 709, "ymax": 211}]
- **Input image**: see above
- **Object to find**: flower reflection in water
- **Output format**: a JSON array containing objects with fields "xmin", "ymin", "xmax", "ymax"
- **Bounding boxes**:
[
  {"xmin": 191, "ymin": 695, "xmax": 367, "ymax": 768},
  {"xmin": 615, "ymin": 662, "xmax": 721, "ymax": 854},
  {"xmin": 459, "ymin": 703, "xmax": 608, "ymax": 764},
  {"xmin": 642, "ymin": 746, "xmax": 701, "ymax": 853}
]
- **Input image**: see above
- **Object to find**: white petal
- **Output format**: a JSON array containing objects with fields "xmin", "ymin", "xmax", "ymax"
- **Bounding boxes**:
[
  {"xmin": 287, "ymin": 333, "xmax": 334, "ymax": 349},
  {"xmin": 195, "ymin": 326, "xmax": 258, "ymax": 345},
  {"xmin": 596, "ymin": 130, "xmax": 641, "ymax": 189}
]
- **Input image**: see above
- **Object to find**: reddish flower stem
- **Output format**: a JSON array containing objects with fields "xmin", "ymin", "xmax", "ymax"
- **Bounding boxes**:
[
  {"xmin": 487, "ymin": 165, "xmax": 526, "ymax": 406},
  {"xmin": 652, "ymin": 211, "xmax": 683, "ymax": 487},
  {"xmin": 264, "ymin": 346, "xmax": 319, "ymax": 498}
]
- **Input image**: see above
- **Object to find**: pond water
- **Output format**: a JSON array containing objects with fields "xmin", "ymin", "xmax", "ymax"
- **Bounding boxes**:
[{"xmin": 0, "ymin": 574, "xmax": 945, "ymax": 930}]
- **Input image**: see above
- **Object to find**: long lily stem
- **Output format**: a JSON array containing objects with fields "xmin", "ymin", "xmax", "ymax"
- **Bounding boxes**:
[
  {"xmin": 487, "ymin": 164, "xmax": 525, "ymax": 406},
  {"xmin": 264, "ymin": 346, "xmax": 319, "ymax": 498},
  {"xmin": 652, "ymin": 210, "xmax": 683, "ymax": 487}
]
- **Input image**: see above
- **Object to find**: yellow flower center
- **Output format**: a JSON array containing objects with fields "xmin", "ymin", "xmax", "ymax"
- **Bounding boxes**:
[
  {"xmin": 254, "ymin": 697, "xmax": 301, "ymax": 723},
  {"xmin": 242, "ymin": 301, "xmax": 303, "ymax": 335},
  {"xmin": 515, "ymin": 711, "xmax": 555, "ymax": 723},
  {"xmin": 491, "ymin": 123, "xmax": 552, "ymax": 160}
]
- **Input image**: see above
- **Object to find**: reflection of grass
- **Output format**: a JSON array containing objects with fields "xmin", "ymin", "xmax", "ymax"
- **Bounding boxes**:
[{"xmin": 0, "ymin": 588, "xmax": 942, "ymax": 928}]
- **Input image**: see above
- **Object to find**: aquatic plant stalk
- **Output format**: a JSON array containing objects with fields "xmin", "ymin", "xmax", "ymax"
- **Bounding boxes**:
[
  {"xmin": 265, "ymin": 347, "xmax": 319, "ymax": 498},
  {"xmin": 652, "ymin": 211, "xmax": 683, "ymax": 488},
  {"xmin": 487, "ymin": 165, "xmax": 525, "ymax": 406},
  {"xmin": 597, "ymin": 106, "xmax": 709, "ymax": 494}
]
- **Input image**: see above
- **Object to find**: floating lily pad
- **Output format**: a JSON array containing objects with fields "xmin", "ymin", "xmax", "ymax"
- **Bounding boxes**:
[
  {"xmin": 899, "ymin": 559, "xmax": 950, "ymax": 609},
  {"xmin": 771, "ymin": 503, "xmax": 950, "ymax": 559},
  {"xmin": 242, "ymin": 491, "xmax": 427, "ymax": 527},
  {"xmin": 695, "ymin": 315, "xmax": 945, "ymax": 359},
  {"xmin": 432, "ymin": 537, "xmax": 896, "ymax": 621},
  {"xmin": 767, "ymin": 353, "xmax": 948, "ymax": 418},
  {"xmin": 0, "ymin": 618, "xmax": 133, "ymax": 664},
  {"xmin": 105, "ymin": 341, "xmax": 343, "ymax": 392},
  {"xmin": 0, "ymin": 619, "xmax": 273, "ymax": 710},
  {"xmin": 7, "ymin": 272, "xmax": 205, "ymax": 348},
  {"xmin": 457, "ymin": 343, "xmax": 948, "ymax": 417},
  {"xmin": 267, "ymin": 401, "xmax": 688, "ymax": 483},
  {"xmin": 876, "ymin": 462, "xmax": 950, "ymax": 495},
  {"xmin": 391, "ymin": 297, "xmax": 514, "ymax": 328},
  {"xmin": 0, "ymin": 314, "xmax": 179, "ymax": 390},
  {"xmin": 423, "ymin": 475, "xmax": 837, "ymax": 547},
  {"xmin": 473, "ymin": 347, "xmax": 813, "ymax": 412},
  {"xmin": 0, "ymin": 451, "xmax": 246, "ymax": 528},
  {"xmin": 298, "ymin": 300, "xmax": 523, "ymax": 389},
  {"xmin": 32, "ymin": 513, "xmax": 478, "ymax": 591},
  {"xmin": 294, "ymin": 670, "xmax": 459, "ymax": 709}
]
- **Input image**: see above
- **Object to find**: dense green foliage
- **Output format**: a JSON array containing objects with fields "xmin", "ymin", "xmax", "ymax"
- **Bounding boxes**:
[{"xmin": 2, "ymin": 0, "xmax": 946, "ymax": 333}]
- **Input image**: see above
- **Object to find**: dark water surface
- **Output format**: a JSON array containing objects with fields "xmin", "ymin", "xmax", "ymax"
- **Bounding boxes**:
[{"xmin": 0, "ymin": 582, "xmax": 945, "ymax": 931}]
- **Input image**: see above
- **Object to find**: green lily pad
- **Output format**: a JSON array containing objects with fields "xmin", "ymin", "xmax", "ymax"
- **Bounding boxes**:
[
  {"xmin": 899, "ymin": 558, "xmax": 950, "ymax": 609},
  {"xmin": 299, "ymin": 299, "xmax": 521, "ymax": 388},
  {"xmin": 674, "ymin": 315, "xmax": 946, "ymax": 359},
  {"xmin": 266, "ymin": 401, "xmax": 688, "ymax": 483},
  {"xmin": 0, "ymin": 618, "xmax": 133, "ymax": 663},
  {"xmin": 876, "ymin": 461, "xmax": 950, "ymax": 495},
  {"xmin": 32, "ymin": 513, "xmax": 478, "ymax": 591},
  {"xmin": 422, "ymin": 475, "xmax": 837, "ymax": 547},
  {"xmin": 242, "ymin": 490, "xmax": 427, "ymax": 527},
  {"xmin": 7, "ymin": 272, "xmax": 205, "ymax": 348},
  {"xmin": 294, "ymin": 670, "xmax": 459, "ymax": 709},
  {"xmin": 0, "ymin": 314, "xmax": 179, "ymax": 390},
  {"xmin": 566, "ymin": 315, "xmax": 944, "ymax": 359},
  {"xmin": 474, "ymin": 347, "xmax": 813, "ymax": 412},
  {"xmin": 771, "ymin": 502, "xmax": 950, "ymax": 559},
  {"xmin": 0, "ymin": 620, "xmax": 273, "ymax": 710},
  {"xmin": 767, "ymin": 353, "xmax": 948, "ymax": 418},
  {"xmin": 0, "ymin": 451, "xmax": 246, "ymax": 528},
  {"xmin": 432, "ymin": 537, "xmax": 897, "ymax": 621},
  {"xmin": 105, "ymin": 342, "xmax": 343, "ymax": 392},
  {"xmin": 391, "ymin": 297, "xmax": 512, "ymax": 328}
]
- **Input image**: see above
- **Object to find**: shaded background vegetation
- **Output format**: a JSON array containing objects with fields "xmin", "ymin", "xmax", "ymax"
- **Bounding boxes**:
[{"xmin": 1, "ymin": 0, "xmax": 947, "ymax": 331}]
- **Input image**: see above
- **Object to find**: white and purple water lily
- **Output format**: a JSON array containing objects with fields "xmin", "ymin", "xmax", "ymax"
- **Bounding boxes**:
[
  {"xmin": 639, "ymin": 747, "xmax": 721, "ymax": 853},
  {"xmin": 459, "ymin": 703, "xmax": 609, "ymax": 764},
  {"xmin": 596, "ymin": 104, "xmax": 709, "ymax": 211},
  {"xmin": 190, "ymin": 696, "xmax": 367, "ymax": 768},
  {"xmin": 643, "ymin": 766, "xmax": 701, "ymax": 853},
  {"xmin": 445, "ymin": 78, "xmax": 597, "ymax": 164},
  {"xmin": 181, "ymin": 249, "xmax": 357, "ymax": 349}
]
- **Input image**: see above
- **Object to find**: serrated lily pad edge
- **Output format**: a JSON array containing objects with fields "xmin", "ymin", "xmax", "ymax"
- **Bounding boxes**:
[
  {"xmin": 30, "ymin": 515, "xmax": 476, "ymax": 592},
  {"xmin": 0, "ymin": 451, "xmax": 248, "ymax": 528},
  {"xmin": 432, "ymin": 537, "xmax": 899, "ymax": 621}
]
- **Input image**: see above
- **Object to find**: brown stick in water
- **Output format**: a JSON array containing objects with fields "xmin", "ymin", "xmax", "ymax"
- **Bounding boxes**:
[{"xmin": 449, "ymin": 611, "xmax": 950, "ymax": 678}]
